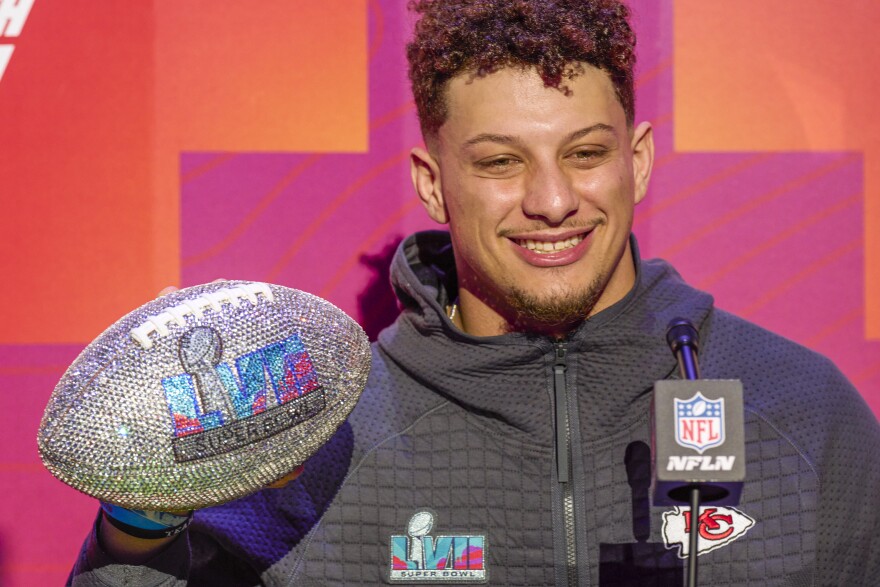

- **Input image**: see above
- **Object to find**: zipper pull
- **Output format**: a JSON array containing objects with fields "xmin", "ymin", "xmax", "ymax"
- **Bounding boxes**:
[{"xmin": 555, "ymin": 344, "xmax": 567, "ymax": 365}]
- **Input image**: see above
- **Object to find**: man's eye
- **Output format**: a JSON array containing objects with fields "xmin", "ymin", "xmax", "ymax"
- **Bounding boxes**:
[
  {"xmin": 572, "ymin": 149, "xmax": 604, "ymax": 160},
  {"xmin": 478, "ymin": 157, "xmax": 516, "ymax": 169},
  {"xmin": 473, "ymin": 157, "xmax": 522, "ymax": 176}
]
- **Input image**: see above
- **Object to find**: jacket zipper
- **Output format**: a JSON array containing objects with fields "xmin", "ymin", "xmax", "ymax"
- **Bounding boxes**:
[{"xmin": 554, "ymin": 343, "xmax": 578, "ymax": 586}]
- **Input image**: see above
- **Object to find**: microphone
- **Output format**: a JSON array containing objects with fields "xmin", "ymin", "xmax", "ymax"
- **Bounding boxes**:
[
  {"xmin": 653, "ymin": 318, "xmax": 746, "ymax": 587},
  {"xmin": 666, "ymin": 318, "xmax": 700, "ymax": 380},
  {"xmin": 651, "ymin": 318, "xmax": 746, "ymax": 506}
]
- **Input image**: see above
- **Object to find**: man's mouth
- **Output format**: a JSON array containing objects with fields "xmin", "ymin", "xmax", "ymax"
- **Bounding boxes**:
[{"xmin": 513, "ymin": 234, "xmax": 585, "ymax": 254}]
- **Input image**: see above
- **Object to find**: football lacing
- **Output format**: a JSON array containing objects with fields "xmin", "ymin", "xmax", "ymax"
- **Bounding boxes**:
[{"xmin": 130, "ymin": 283, "xmax": 275, "ymax": 349}]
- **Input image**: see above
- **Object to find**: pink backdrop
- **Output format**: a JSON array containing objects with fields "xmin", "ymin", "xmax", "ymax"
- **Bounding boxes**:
[{"xmin": 1, "ymin": 1, "xmax": 877, "ymax": 584}]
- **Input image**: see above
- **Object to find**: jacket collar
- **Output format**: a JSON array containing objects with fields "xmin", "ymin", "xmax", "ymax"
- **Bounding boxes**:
[{"xmin": 379, "ymin": 231, "xmax": 714, "ymax": 443}]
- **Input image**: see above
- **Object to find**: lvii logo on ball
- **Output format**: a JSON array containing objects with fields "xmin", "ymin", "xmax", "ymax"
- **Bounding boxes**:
[{"xmin": 162, "ymin": 327, "xmax": 325, "ymax": 462}]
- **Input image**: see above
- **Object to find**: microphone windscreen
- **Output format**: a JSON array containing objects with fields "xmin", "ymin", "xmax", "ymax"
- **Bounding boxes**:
[{"xmin": 666, "ymin": 318, "xmax": 700, "ymax": 355}]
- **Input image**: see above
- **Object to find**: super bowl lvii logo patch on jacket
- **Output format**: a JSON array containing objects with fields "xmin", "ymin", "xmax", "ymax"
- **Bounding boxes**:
[{"xmin": 390, "ymin": 511, "xmax": 487, "ymax": 583}]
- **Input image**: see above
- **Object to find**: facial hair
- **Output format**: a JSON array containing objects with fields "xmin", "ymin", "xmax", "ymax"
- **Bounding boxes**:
[{"xmin": 504, "ymin": 273, "xmax": 606, "ymax": 334}]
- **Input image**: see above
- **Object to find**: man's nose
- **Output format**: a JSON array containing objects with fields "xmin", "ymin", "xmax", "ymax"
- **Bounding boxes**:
[{"xmin": 521, "ymin": 161, "xmax": 579, "ymax": 225}]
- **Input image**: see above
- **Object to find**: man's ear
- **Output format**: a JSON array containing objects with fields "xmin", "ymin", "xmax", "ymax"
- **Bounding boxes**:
[
  {"xmin": 410, "ymin": 147, "xmax": 448, "ymax": 224},
  {"xmin": 630, "ymin": 121, "xmax": 654, "ymax": 205}
]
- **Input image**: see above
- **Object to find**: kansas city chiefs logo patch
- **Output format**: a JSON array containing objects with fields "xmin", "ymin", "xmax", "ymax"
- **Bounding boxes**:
[{"xmin": 662, "ymin": 506, "xmax": 755, "ymax": 558}]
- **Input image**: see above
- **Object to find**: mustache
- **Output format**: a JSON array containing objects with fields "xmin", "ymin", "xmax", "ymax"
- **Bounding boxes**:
[{"xmin": 497, "ymin": 218, "xmax": 605, "ymax": 238}]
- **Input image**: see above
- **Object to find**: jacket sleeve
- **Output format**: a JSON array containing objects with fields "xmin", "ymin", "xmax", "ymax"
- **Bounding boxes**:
[
  {"xmin": 811, "ymin": 369, "xmax": 880, "ymax": 586},
  {"xmin": 67, "ymin": 511, "xmax": 191, "ymax": 587}
]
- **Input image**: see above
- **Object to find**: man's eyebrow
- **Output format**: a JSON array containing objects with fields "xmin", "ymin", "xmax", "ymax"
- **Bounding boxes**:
[
  {"xmin": 564, "ymin": 123, "xmax": 616, "ymax": 142},
  {"xmin": 462, "ymin": 123, "xmax": 616, "ymax": 149},
  {"xmin": 462, "ymin": 133, "xmax": 523, "ymax": 148}
]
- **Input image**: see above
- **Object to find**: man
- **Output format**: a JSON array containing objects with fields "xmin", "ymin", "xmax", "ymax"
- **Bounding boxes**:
[{"xmin": 70, "ymin": 0, "xmax": 880, "ymax": 585}]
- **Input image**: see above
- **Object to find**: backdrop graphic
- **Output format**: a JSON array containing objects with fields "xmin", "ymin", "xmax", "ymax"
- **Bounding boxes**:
[{"xmin": 0, "ymin": 1, "xmax": 877, "ymax": 584}]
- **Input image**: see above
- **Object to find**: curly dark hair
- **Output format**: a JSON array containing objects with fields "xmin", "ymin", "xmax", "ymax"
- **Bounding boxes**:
[{"xmin": 407, "ymin": 0, "xmax": 636, "ymax": 139}]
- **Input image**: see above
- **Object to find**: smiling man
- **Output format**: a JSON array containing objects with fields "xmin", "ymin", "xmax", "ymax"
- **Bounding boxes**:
[
  {"xmin": 69, "ymin": 1, "xmax": 879, "ymax": 586},
  {"xmin": 410, "ymin": 64, "xmax": 652, "ymax": 337}
]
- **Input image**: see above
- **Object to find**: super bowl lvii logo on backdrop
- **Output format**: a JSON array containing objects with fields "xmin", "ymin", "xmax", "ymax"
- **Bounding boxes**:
[{"xmin": 162, "ymin": 327, "xmax": 325, "ymax": 461}]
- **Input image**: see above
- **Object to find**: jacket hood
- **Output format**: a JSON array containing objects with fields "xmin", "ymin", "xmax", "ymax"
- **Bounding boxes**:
[{"xmin": 378, "ymin": 230, "xmax": 715, "ymax": 444}]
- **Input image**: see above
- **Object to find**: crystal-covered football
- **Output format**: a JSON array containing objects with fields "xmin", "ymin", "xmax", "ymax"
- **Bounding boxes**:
[{"xmin": 37, "ymin": 281, "xmax": 371, "ymax": 511}]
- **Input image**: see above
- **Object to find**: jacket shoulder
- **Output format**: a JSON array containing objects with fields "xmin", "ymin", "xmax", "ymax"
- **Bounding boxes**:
[
  {"xmin": 702, "ymin": 309, "xmax": 879, "ymax": 470},
  {"xmin": 346, "ymin": 340, "xmax": 448, "ymax": 454}
]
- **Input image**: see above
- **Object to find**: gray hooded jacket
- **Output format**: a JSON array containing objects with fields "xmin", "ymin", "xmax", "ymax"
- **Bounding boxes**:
[{"xmin": 71, "ymin": 231, "xmax": 880, "ymax": 586}]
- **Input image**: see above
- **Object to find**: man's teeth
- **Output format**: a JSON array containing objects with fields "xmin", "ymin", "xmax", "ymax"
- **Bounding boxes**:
[{"xmin": 516, "ymin": 234, "xmax": 585, "ymax": 253}]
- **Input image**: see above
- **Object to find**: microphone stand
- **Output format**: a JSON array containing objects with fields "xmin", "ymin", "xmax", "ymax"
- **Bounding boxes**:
[
  {"xmin": 667, "ymin": 320, "xmax": 701, "ymax": 587},
  {"xmin": 687, "ymin": 472, "xmax": 701, "ymax": 587}
]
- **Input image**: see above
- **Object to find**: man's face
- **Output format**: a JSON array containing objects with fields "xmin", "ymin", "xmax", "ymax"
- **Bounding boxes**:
[{"xmin": 411, "ymin": 65, "xmax": 653, "ymax": 336}]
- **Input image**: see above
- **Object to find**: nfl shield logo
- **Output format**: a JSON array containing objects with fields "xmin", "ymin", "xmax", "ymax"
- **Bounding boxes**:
[{"xmin": 675, "ymin": 392, "xmax": 725, "ymax": 454}]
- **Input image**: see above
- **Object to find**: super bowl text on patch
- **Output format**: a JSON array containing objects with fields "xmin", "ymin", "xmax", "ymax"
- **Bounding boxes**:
[
  {"xmin": 390, "ymin": 511, "xmax": 486, "ymax": 583},
  {"xmin": 162, "ymin": 327, "xmax": 324, "ymax": 461},
  {"xmin": 675, "ymin": 391, "xmax": 725, "ymax": 454},
  {"xmin": 662, "ymin": 506, "xmax": 755, "ymax": 558}
]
